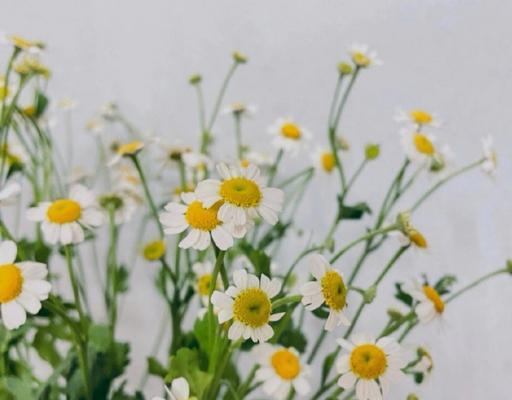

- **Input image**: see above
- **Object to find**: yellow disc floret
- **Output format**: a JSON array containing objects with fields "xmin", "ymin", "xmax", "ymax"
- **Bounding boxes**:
[
  {"xmin": 350, "ymin": 344, "xmax": 387, "ymax": 380},
  {"xmin": 321, "ymin": 270, "xmax": 347, "ymax": 311},
  {"xmin": 410, "ymin": 109, "xmax": 433, "ymax": 125},
  {"xmin": 47, "ymin": 199, "xmax": 81, "ymax": 224},
  {"xmin": 271, "ymin": 349, "xmax": 301, "ymax": 380},
  {"xmin": 422, "ymin": 286, "xmax": 445, "ymax": 314},
  {"xmin": 352, "ymin": 52, "xmax": 371, "ymax": 68},
  {"xmin": 0, "ymin": 264, "xmax": 23, "ymax": 303},
  {"xmin": 143, "ymin": 240, "xmax": 166, "ymax": 261},
  {"xmin": 280, "ymin": 123, "xmax": 302, "ymax": 140},
  {"xmin": 321, "ymin": 152, "xmax": 335, "ymax": 173},
  {"xmin": 196, "ymin": 274, "xmax": 213, "ymax": 296},
  {"xmin": 232, "ymin": 288, "xmax": 271, "ymax": 328},
  {"xmin": 117, "ymin": 140, "xmax": 144, "ymax": 156},
  {"xmin": 185, "ymin": 200, "xmax": 222, "ymax": 231},
  {"xmin": 413, "ymin": 133, "xmax": 435, "ymax": 155},
  {"xmin": 219, "ymin": 178, "xmax": 262, "ymax": 208},
  {"xmin": 407, "ymin": 229, "xmax": 428, "ymax": 248}
]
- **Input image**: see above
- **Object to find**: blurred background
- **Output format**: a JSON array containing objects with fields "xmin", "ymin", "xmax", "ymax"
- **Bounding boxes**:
[{"xmin": 3, "ymin": 0, "xmax": 512, "ymax": 398}]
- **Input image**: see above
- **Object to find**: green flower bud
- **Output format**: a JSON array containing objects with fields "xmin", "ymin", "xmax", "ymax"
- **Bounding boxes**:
[
  {"xmin": 232, "ymin": 51, "xmax": 248, "ymax": 64},
  {"xmin": 337, "ymin": 136, "xmax": 350, "ymax": 151},
  {"xmin": 189, "ymin": 74, "xmax": 202, "ymax": 85},
  {"xmin": 506, "ymin": 260, "xmax": 512, "ymax": 274},
  {"xmin": 429, "ymin": 152, "xmax": 446, "ymax": 172},
  {"xmin": 363, "ymin": 285, "xmax": 377, "ymax": 304},
  {"xmin": 387, "ymin": 308, "xmax": 403, "ymax": 320},
  {"xmin": 407, "ymin": 394, "xmax": 419, "ymax": 400},
  {"xmin": 337, "ymin": 62, "xmax": 353, "ymax": 75},
  {"xmin": 365, "ymin": 143, "xmax": 380, "ymax": 160}
]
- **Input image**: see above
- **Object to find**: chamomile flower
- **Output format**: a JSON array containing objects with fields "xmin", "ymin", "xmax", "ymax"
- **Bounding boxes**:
[
  {"xmin": 268, "ymin": 117, "xmax": 312, "ymax": 155},
  {"xmin": 143, "ymin": 240, "xmax": 166, "ymax": 261},
  {"xmin": 401, "ymin": 280, "xmax": 445, "ymax": 324},
  {"xmin": 195, "ymin": 163, "xmax": 284, "ymax": 226},
  {"xmin": 182, "ymin": 151, "xmax": 212, "ymax": 180},
  {"xmin": 400, "ymin": 129, "xmax": 437, "ymax": 165},
  {"xmin": 26, "ymin": 184, "xmax": 104, "ymax": 245},
  {"xmin": 192, "ymin": 261, "xmax": 221, "ymax": 305},
  {"xmin": 312, "ymin": 147, "xmax": 337, "ymax": 175},
  {"xmin": 222, "ymin": 102, "xmax": 257, "ymax": 118},
  {"xmin": 301, "ymin": 254, "xmax": 351, "ymax": 331},
  {"xmin": 170, "ymin": 183, "xmax": 195, "ymax": 202},
  {"xmin": 152, "ymin": 377, "xmax": 192, "ymax": 400},
  {"xmin": 0, "ymin": 182, "xmax": 21, "ymax": 207},
  {"xmin": 98, "ymin": 192, "xmax": 138, "ymax": 225},
  {"xmin": 108, "ymin": 140, "xmax": 145, "ymax": 166},
  {"xmin": 348, "ymin": 44, "xmax": 382, "ymax": 68},
  {"xmin": 0, "ymin": 241, "xmax": 51, "ymax": 330},
  {"xmin": 429, "ymin": 144, "xmax": 455, "ymax": 174},
  {"xmin": 336, "ymin": 334, "xmax": 406, "ymax": 400},
  {"xmin": 393, "ymin": 213, "xmax": 428, "ymax": 249},
  {"xmin": 1, "ymin": 139, "xmax": 29, "ymax": 168},
  {"xmin": 211, "ymin": 269, "xmax": 283, "ymax": 343},
  {"xmin": 1, "ymin": 34, "xmax": 44, "ymax": 54},
  {"xmin": 159, "ymin": 192, "xmax": 237, "ymax": 251},
  {"xmin": 253, "ymin": 343, "xmax": 311, "ymax": 399},
  {"xmin": 394, "ymin": 108, "xmax": 440, "ymax": 129},
  {"xmin": 481, "ymin": 135, "xmax": 497, "ymax": 176},
  {"xmin": 242, "ymin": 151, "xmax": 273, "ymax": 168}
]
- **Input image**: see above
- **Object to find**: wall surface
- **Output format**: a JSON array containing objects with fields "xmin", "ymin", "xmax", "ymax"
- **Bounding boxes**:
[{"xmin": 3, "ymin": 0, "xmax": 512, "ymax": 398}]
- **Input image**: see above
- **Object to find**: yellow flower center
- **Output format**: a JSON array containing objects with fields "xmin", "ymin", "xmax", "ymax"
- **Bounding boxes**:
[
  {"xmin": 0, "ymin": 264, "xmax": 23, "ymax": 304},
  {"xmin": 407, "ymin": 229, "xmax": 427, "ymax": 248},
  {"xmin": 321, "ymin": 152, "xmax": 335, "ymax": 173},
  {"xmin": 413, "ymin": 133, "xmax": 435, "ymax": 155},
  {"xmin": 352, "ymin": 52, "xmax": 371, "ymax": 67},
  {"xmin": 10, "ymin": 35, "xmax": 34, "ymax": 50},
  {"xmin": 240, "ymin": 159, "xmax": 250, "ymax": 168},
  {"xmin": 219, "ymin": 177, "xmax": 262, "ymax": 208},
  {"xmin": 232, "ymin": 287, "xmax": 271, "ymax": 328},
  {"xmin": 117, "ymin": 141, "xmax": 144, "ymax": 156},
  {"xmin": 422, "ymin": 286, "xmax": 445, "ymax": 314},
  {"xmin": 47, "ymin": 199, "xmax": 81, "ymax": 224},
  {"xmin": 185, "ymin": 200, "xmax": 222, "ymax": 231},
  {"xmin": 280, "ymin": 123, "xmax": 302, "ymax": 140},
  {"xmin": 350, "ymin": 344, "xmax": 387, "ymax": 380},
  {"xmin": 143, "ymin": 240, "xmax": 166, "ymax": 261},
  {"xmin": 196, "ymin": 274, "xmax": 213, "ymax": 296},
  {"xmin": 0, "ymin": 85, "xmax": 8, "ymax": 101},
  {"xmin": 320, "ymin": 270, "xmax": 347, "ymax": 311},
  {"xmin": 271, "ymin": 349, "xmax": 301, "ymax": 380},
  {"xmin": 410, "ymin": 109, "xmax": 433, "ymax": 125}
]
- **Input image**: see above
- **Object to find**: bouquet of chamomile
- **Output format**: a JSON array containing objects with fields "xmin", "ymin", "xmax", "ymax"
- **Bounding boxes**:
[{"xmin": 0, "ymin": 35, "xmax": 509, "ymax": 400}]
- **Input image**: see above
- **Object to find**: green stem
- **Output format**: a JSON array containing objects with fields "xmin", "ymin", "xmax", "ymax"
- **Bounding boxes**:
[
  {"xmin": 131, "ymin": 154, "xmax": 164, "ymax": 237},
  {"xmin": 207, "ymin": 62, "xmax": 238, "ymax": 132},
  {"xmin": 234, "ymin": 113, "xmax": 243, "ymax": 159},
  {"xmin": 278, "ymin": 167, "xmax": 314, "ymax": 189},
  {"xmin": 446, "ymin": 268, "xmax": 507, "ymax": 304},
  {"xmin": 267, "ymin": 149, "xmax": 284, "ymax": 186},
  {"xmin": 272, "ymin": 294, "xmax": 302, "ymax": 310},
  {"xmin": 281, "ymin": 245, "xmax": 324, "ymax": 291}
]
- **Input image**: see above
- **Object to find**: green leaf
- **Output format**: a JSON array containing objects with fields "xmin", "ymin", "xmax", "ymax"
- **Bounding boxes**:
[
  {"xmin": 434, "ymin": 275, "xmax": 457, "ymax": 295},
  {"xmin": 321, "ymin": 351, "xmax": 337, "ymax": 385},
  {"xmin": 239, "ymin": 243, "xmax": 271, "ymax": 277},
  {"xmin": 312, "ymin": 306, "xmax": 330, "ymax": 320},
  {"xmin": 89, "ymin": 324, "xmax": 111, "ymax": 352},
  {"xmin": 166, "ymin": 348, "xmax": 213, "ymax": 399},
  {"xmin": 338, "ymin": 201, "xmax": 372, "ymax": 220},
  {"xmin": 34, "ymin": 90, "xmax": 49, "ymax": 118},
  {"xmin": 4, "ymin": 376, "xmax": 34, "ymax": 399},
  {"xmin": 147, "ymin": 356, "xmax": 167, "ymax": 378},
  {"xmin": 394, "ymin": 282, "xmax": 413, "ymax": 307},
  {"xmin": 114, "ymin": 266, "xmax": 129, "ymax": 294},
  {"xmin": 257, "ymin": 221, "xmax": 291, "ymax": 250},
  {"xmin": 277, "ymin": 328, "xmax": 307, "ymax": 353},
  {"xmin": 33, "ymin": 328, "xmax": 62, "ymax": 367}
]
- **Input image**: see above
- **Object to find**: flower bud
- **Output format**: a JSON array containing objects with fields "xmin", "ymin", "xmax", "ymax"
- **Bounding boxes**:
[
  {"xmin": 232, "ymin": 51, "xmax": 248, "ymax": 64},
  {"xmin": 337, "ymin": 62, "xmax": 353, "ymax": 75},
  {"xmin": 365, "ymin": 143, "xmax": 380, "ymax": 160},
  {"xmin": 189, "ymin": 74, "xmax": 202, "ymax": 85},
  {"xmin": 337, "ymin": 136, "xmax": 350, "ymax": 151},
  {"xmin": 363, "ymin": 285, "xmax": 377, "ymax": 304},
  {"xmin": 507, "ymin": 260, "xmax": 512, "ymax": 274},
  {"xmin": 407, "ymin": 394, "xmax": 419, "ymax": 400},
  {"xmin": 143, "ymin": 240, "xmax": 166, "ymax": 261},
  {"xmin": 387, "ymin": 308, "xmax": 403, "ymax": 320}
]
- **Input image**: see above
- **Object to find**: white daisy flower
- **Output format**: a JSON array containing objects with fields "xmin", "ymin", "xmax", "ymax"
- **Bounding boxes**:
[
  {"xmin": 0, "ymin": 241, "xmax": 52, "ymax": 330},
  {"xmin": 336, "ymin": 334, "xmax": 406, "ymax": 400},
  {"xmin": 481, "ymin": 135, "xmax": 497, "ymax": 176},
  {"xmin": 159, "ymin": 192, "xmax": 239, "ymax": 251},
  {"xmin": 348, "ymin": 44, "xmax": 382, "ymax": 68},
  {"xmin": 211, "ymin": 269, "xmax": 284, "ymax": 343},
  {"xmin": 394, "ymin": 108, "xmax": 441, "ymax": 129},
  {"xmin": 399, "ymin": 129, "xmax": 437, "ymax": 165},
  {"xmin": 311, "ymin": 146, "xmax": 336, "ymax": 175},
  {"xmin": 401, "ymin": 280, "xmax": 445, "ymax": 324},
  {"xmin": 182, "ymin": 151, "xmax": 212, "ymax": 180},
  {"xmin": 152, "ymin": 377, "xmax": 191, "ymax": 400},
  {"xmin": 98, "ymin": 192, "xmax": 138, "ymax": 225},
  {"xmin": 429, "ymin": 144, "xmax": 455, "ymax": 174},
  {"xmin": 242, "ymin": 151, "xmax": 274, "ymax": 168},
  {"xmin": 26, "ymin": 184, "xmax": 105, "ymax": 245},
  {"xmin": 108, "ymin": 140, "xmax": 145, "ymax": 167},
  {"xmin": 0, "ymin": 182, "xmax": 21, "ymax": 207},
  {"xmin": 301, "ymin": 254, "xmax": 351, "ymax": 331},
  {"xmin": 195, "ymin": 163, "xmax": 284, "ymax": 226},
  {"xmin": 392, "ymin": 213, "xmax": 428, "ymax": 249},
  {"xmin": 1, "ymin": 33, "xmax": 44, "ymax": 54},
  {"xmin": 268, "ymin": 117, "xmax": 312, "ymax": 155},
  {"xmin": 253, "ymin": 343, "xmax": 311, "ymax": 399},
  {"xmin": 222, "ymin": 102, "xmax": 257, "ymax": 118},
  {"xmin": 192, "ymin": 261, "xmax": 221, "ymax": 305}
]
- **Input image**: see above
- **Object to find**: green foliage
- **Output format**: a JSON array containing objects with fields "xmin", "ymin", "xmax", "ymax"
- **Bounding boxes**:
[
  {"xmin": 434, "ymin": 275, "xmax": 457, "ymax": 295},
  {"xmin": 239, "ymin": 242, "xmax": 271, "ymax": 277},
  {"xmin": 257, "ymin": 221, "xmax": 291, "ymax": 250},
  {"xmin": 338, "ymin": 200, "xmax": 372, "ymax": 220},
  {"xmin": 147, "ymin": 356, "xmax": 167, "ymax": 378},
  {"xmin": 395, "ymin": 282, "xmax": 413, "ymax": 307},
  {"xmin": 166, "ymin": 348, "xmax": 213, "ymax": 399}
]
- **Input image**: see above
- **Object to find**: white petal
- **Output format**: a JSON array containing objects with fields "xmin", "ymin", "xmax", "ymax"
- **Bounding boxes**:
[
  {"xmin": 336, "ymin": 354, "xmax": 351, "ymax": 374},
  {"xmin": 16, "ymin": 291, "xmax": 41, "ymax": 314},
  {"xmin": 1, "ymin": 301, "xmax": 26, "ymax": 330},
  {"xmin": 81, "ymin": 208, "xmax": 105, "ymax": 227},
  {"xmin": 309, "ymin": 254, "xmax": 328, "ymax": 280},
  {"xmin": 211, "ymin": 226, "xmax": 234, "ymax": 250},
  {"xmin": 336, "ymin": 338, "xmax": 355, "ymax": 351},
  {"xmin": 170, "ymin": 377, "xmax": 189, "ymax": 400},
  {"xmin": 18, "ymin": 262, "xmax": 47, "ymax": 280},
  {"xmin": 41, "ymin": 221, "xmax": 60, "ymax": 245},
  {"xmin": 179, "ymin": 229, "xmax": 201, "ymax": 249},
  {"xmin": 0, "ymin": 241, "xmax": 17, "ymax": 264},
  {"xmin": 337, "ymin": 371, "xmax": 356, "ymax": 389},
  {"xmin": 23, "ymin": 280, "xmax": 52, "ymax": 299},
  {"xmin": 228, "ymin": 321, "xmax": 244, "ymax": 340},
  {"xmin": 233, "ymin": 269, "xmax": 248, "ymax": 289},
  {"xmin": 59, "ymin": 223, "xmax": 73, "ymax": 245},
  {"xmin": 163, "ymin": 202, "xmax": 187, "ymax": 214}
]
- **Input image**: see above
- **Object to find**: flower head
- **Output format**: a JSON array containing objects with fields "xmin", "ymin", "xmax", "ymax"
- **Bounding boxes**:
[
  {"xmin": 348, "ymin": 44, "xmax": 382, "ymax": 68},
  {"xmin": 143, "ymin": 240, "xmax": 166, "ymax": 261},
  {"xmin": 393, "ymin": 213, "xmax": 428, "ymax": 249},
  {"xmin": 312, "ymin": 147, "xmax": 337, "ymax": 175},
  {"xmin": 192, "ymin": 261, "xmax": 221, "ymax": 305},
  {"xmin": 222, "ymin": 102, "xmax": 256, "ymax": 118},
  {"xmin": 400, "ymin": 129, "xmax": 437, "ymax": 165},
  {"xmin": 253, "ymin": 343, "xmax": 311, "ymax": 399},
  {"xmin": 337, "ymin": 334, "xmax": 406, "ymax": 400},
  {"xmin": 152, "ymin": 377, "xmax": 192, "ymax": 400},
  {"xmin": 402, "ymin": 280, "xmax": 445, "ymax": 324},
  {"xmin": 394, "ymin": 108, "xmax": 440, "ymax": 129},
  {"xmin": 2, "ymin": 34, "xmax": 45, "ymax": 53},
  {"xmin": 0, "ymin": 241, "xmax": 51, "ymax": 330},
  {"xmin": 108, "ymin": 140, "xmax": 145, "ymax": 166},
  {"xmin": 268, "ymin": 118, "xmax": 312, "ymax": 155},
  {"xmin": 99, "ymin": 192, "xmax": 138, "ymax": 225},
  {"xmin": 196, "ymin": 163, "xmax": 284, "ymax": 226},
  {"xmin": 159, "ymin": 192, "xmax": 239, "ymax": 251},
  {"xmin": 14, "ymin": 56, "xmax": 50, "ymax": 78},
  {"xmin": 211, "ymin": 269, "xmax": 283, "ymax": 343},
  {"xmin": 481, "ymin": 135, "xmax": 497, "ymax": 176},
  {"xmin": 301, "ymin": 254, "xmax": 351, "ymax": 331},
  {"xmin": 27, "ymin": 184, "xmax": 104, "ymax": 245}
]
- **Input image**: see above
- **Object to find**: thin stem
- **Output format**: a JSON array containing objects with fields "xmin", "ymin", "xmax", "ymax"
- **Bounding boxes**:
[
  {"xmin": 195, "ymin": 84, "xmax": 206, "ymax": 133},
  {"xmin": 267, "ymin": 149, "xmax": 284, "ymax": 186},
  {"xmin": 327, "ymin": 74, "xmax": 344, "ymax": 127},
  {"xmin": 446, "ymin": 268, "xmax": 507, "ymax": 304},
  {"xmin": 207, "ymin": 62, "xmax": 238, "ymax": 132},
  {"xmin": 278, "ymin": 167, "xmax": 314, "ymax": 189},
  {"xmin": 234, "ymin": 113, "xmax": 243, "ymax": 159},
  {"xmin": 281, "ymin": 245, "xmax": 325, "ymax": 291}
]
